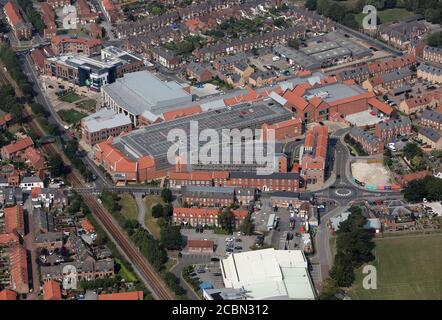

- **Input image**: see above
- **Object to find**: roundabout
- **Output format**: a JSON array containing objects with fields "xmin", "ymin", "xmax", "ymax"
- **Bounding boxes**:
[{"xmin": 335, "ymin": 188, "xmax": 352, "ymax": 197}]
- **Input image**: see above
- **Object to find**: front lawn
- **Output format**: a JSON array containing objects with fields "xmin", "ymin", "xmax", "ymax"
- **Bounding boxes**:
[
  {"xmin": 76, "ymin": 99, "xmax": 97, "ymax": 111},
  {"xmin": 144, "ymin": 195, "xmax": 165, "ymax": 239},
  {"xmin": 59, "ymin": 91, "xmax": 83, "ymax": 103},
  {"xmin": 57, "ymin": 109, "xmax": 87, "ymax": 124},
  {"xmin": 119, "ymin": 193, "xmax": 138, "ymax": 221}
]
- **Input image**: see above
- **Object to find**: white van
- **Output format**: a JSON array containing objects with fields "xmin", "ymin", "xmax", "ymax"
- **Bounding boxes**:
[{"xmin": 272, "ymin": 56, "xmax": 280, "ymax": 62}]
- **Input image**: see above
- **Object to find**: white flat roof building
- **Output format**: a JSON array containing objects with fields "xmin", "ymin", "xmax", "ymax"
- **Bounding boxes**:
[
  {"xmin": 220, "ymin": 248, "xmax": 316, "ymax": 300},
  {"xmin": 82, "ymin": 108, "xmax": 132, "ymax": 133}
]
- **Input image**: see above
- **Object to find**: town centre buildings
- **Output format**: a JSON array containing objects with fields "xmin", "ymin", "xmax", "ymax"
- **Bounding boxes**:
[{"xmin": 94, "ymin": 100, "xmax": 293, "ymax": 182}]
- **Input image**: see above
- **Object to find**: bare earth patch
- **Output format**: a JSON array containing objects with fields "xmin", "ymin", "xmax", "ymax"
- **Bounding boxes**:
[{"xmin": 351, "ymin": 162, "xmax": 392, "ymax": 186}]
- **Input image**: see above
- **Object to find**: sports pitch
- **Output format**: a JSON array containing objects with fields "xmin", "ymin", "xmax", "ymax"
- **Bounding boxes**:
[{"xmin": 350, "ymin": 233, "xmax": 442, "ymax": 300}]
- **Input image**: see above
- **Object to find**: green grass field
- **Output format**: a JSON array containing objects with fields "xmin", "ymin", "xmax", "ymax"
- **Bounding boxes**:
[
  {"xmin": 119, "ymin": 193, "xmax": 138, "ymax": 220},
  {"xmin": 57, "ymin": 109, "xmax": 87, "ymax": 124},
  {"xmin": 144, "ymin": 195, "xmax": 165, "ymax": 239},
  {"xmin": 349, "ymin": 234, "xmax": 442, "ymax": 300},
  {"xmin": 76, "ymin": 99, "xmax": 96, "ymax": 111},
  {"xmin": 356, "ymin": 8, "xmax": 415, "ymax": 27},
  {"xmin": 115, "ymin": 257, "xmax": 137, "ymax": 282},
  {"xmin": 59, "ymin": 91, "xmax": 83, "ymax": 103}
]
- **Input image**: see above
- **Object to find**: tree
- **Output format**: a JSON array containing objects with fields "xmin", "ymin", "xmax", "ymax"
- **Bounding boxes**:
[
  {"xmin": 288, "ymin": 38, "xmax": 299, "ymax": 49},
  {"xmin": 319, "ymin": 278, "xmax": 339, "ymax": 300},
  {"xmin": 330, "ymin": 252, "xmax": 355, "ymax": 287},
  {"xmin": 152, "ymin": 203, "xmax": 164, "ymax": 219},
  {"xmin": 160, "ymin": 225, "xmax": 183, "ymax": 250},
  {"xmin": 218, "ymin": 208, "xmax": 236, "ymax": 233},
  {"xmin": 403, "ymin": 142, "xmax": 423, "ymax": 160},
  {"xmin": 427, "ymin": 31, "xmax": 442, "ymax": 48},
  {"xmin": 48, "ymin": 154, "xmax": 66, "ymax": 177},
  {"xmin": 343, "ymin": 13, "xmax": 358, "ymax": 30},
  {"xmin": 240, "ymin": 213, "xmax": 255, "ymax": 235},
  {"xmin": 425, "ymin": 8, "xmax": 441, "ymax": 24},
  {"xmin": 403, "ymin": 177, "xmax": 428, "ymax": 202},
  {"xmin": 305, "ymin": 0, "xmax": 317, "ymax": 10},
  {"xmin": 161, "ymin": 188, "xmax": 173, "ymax": 203}
]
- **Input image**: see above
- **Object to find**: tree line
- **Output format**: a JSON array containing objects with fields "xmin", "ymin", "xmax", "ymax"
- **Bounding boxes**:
[
  {"xmin": 321, "ymin": 206, "xmax": 375, "ymax": 299},
  {"xmin": 305, "ymin": 0, "xmax": 442, "ymax": 29}
]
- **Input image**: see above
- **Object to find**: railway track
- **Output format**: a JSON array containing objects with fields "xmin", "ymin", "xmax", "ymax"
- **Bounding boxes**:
[
  {"xmin": 0, "ymin": 65, "xmax": 175, "ymax": 300},
  {"xmin": 31, "ymin": 107, "xmax": 174, "ymax": 300}
]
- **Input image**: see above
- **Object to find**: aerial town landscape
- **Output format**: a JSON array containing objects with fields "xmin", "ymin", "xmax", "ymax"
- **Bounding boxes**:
[{"xmin": 0, "ymin": 0, "xmax": 440, "ymax": 303}]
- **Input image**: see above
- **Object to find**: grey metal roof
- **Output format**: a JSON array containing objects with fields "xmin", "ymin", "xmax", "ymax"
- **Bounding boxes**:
[
  {"xmin": 378, "ymin": 117, "xmax": 411, "ymax": 131},
  {"xmin": 418, "ymin": 63, "xmax": 442, "ymax": 76},
  {"xmin": 273, "ymin": 45, "xmax": 321, "ymax": 70},
  {"xmin": 304, "ymin": 82, "xmax": 366, "ymax": 103},
  {"xmin": 102, "ymin": 71, "xmax": 192, "ymax": 117},
  {"xmin": 338, "ymin": 65, "xmax": 369, "ymax": 80},
  {"xmin": 422, "ymin": 109, "xmax": 442, "ymax": 124},
  {"xmin": 349, "ymin": 127, "xmax": 378, "ymax": 144},
  {"xmin": 112, "ymin": 101, "xmax": 292, "ymax": 170},
  {"xmin": 381, "ymin": 68, "xmax": 414, "ymax": 83},
  {"xmin": 392, "ymin": 85, "xmax": 412, "ymax": 95},
  {"xmin": 419, "ymin": 127, "xmax": 441, "ymax": 143}
]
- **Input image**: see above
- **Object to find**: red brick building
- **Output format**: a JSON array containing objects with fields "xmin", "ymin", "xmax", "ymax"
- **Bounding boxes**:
[
  {"xmin": 51, "ymin": 35, "xmax": 102, "ymax": 56},
  {"xmin": 181, "ymin": 186, "xmax": 235, "ymax": 207},
  {"xmin": 1, "ymin": 137, "xmax": 34, "ymax": 160},
  {"xmin": 169, "ymin": 171, "xmax": 229, "ymax": 188},
  {"xmin": 282, "ymin": 78, "xmax": 385, "ymax": 123},
  {"xmin": 186, "ymin": 239, "xmax": 214, "ymax": 253},
  {"xmin": 348, "ymin": 127, "xmax": 384, "ymax": 155},
  {"xmin": 172, "ymin": 207, "xmax": 247, "ymax": 227},
  {"xmin": 226, "ymin": 172, "xmax": 300, "ymax": 192},
  {"xmin": 3, "ymin": 2, "xmax": 32, "ymax": 40},
  {"xmin": 374, "ymin": 118, "xmax": 412, "ymax": 142},
  {"xmin": 301, "ymin": 125, "xmax": 328, "ymax": 186},
  {"xmin": 261, "ymin": 118, "xmax": 302, "ymax": 141},
  {"xmin": 43, "ymin": 280, "xmax": 62, "ymax": 300}
]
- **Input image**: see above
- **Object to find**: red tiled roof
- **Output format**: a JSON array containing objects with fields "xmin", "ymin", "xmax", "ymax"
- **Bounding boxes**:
[
  {"xmin": 328, "ymin": 91, "xmax": 375, "ymax": 107},
  {"xmin": 51, "ymin": 35, "xmax": 102, "ymax": 47},
  {"xmin": 31, "ymin": 187, "xmax": 42, "ymax": 198},
  {"xmin": 368, "ymin": 54, "xmax": 416, "ymax": 74},
  {"xmin": 265, "ymin": 118, "xmax": 302, "ymax": 130},
  {"xmin": 0, "ymin": 112, "xmax": 12, "ymax": 126},
  {"xmin": 98, "ymin": 291, "xmax": 144, "ymax": 300},
  {"xmin": 400, "ymin": 170, "xmax": 432, "ymax": 185},
  {"xmin": 163, "ymin": 105, "xmax": 202, "ymax": 121},
  {"xmin": 138, "ymin": 155, "xmax": 155, "ymax": 170},
  {"xmin": 368, "ymin": 97, "xmax": 394, "ymax": 115},
  {"xmin": 0, "ymin": 289, "xmax": 17, "ymax": 300},
  {"xmin": 170, "ymin": 171, "xmax": 211, "ymax": 181},
  {"xmin": 8, "ymin": 245, "xmax": 28, "ymax": 294},
  {"xmin": 23, "ymin": 147, "xmax": 45, "ymax": 169},
  {"xmin": 43, "ymin": 280, "xmax": 62, "ymax": 300},
  {"xmin": 4, "ymin": 2, "xmax": 24, "ymax": 27},
  {"xmin": 4, "ymin": 205, "xmax": 24, "ymax": 235},
  {"xmin": 187, "ymin": 239, "xmax": 214, "ymax": 249},
  {"xmin": 0, "ymin": 233, "xmax": 19, "ymax": 246},
  {"xmin": 81, "ymin": 219, "xmax": 95, "ymax": 233},
  {"xmin": 102, "ymin": 0, "xmax": 116, "ymax": 11},
  {"xmin": 96, "ymin": 140, "xmax": 137, "ymax": 173},
  {"xmin": 283, "ymin": 90, "xmax": 309, "ymax": 110},
  {"xmin": 2, "ymin": 137, "xmax": 34, "ymax": 156}
]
